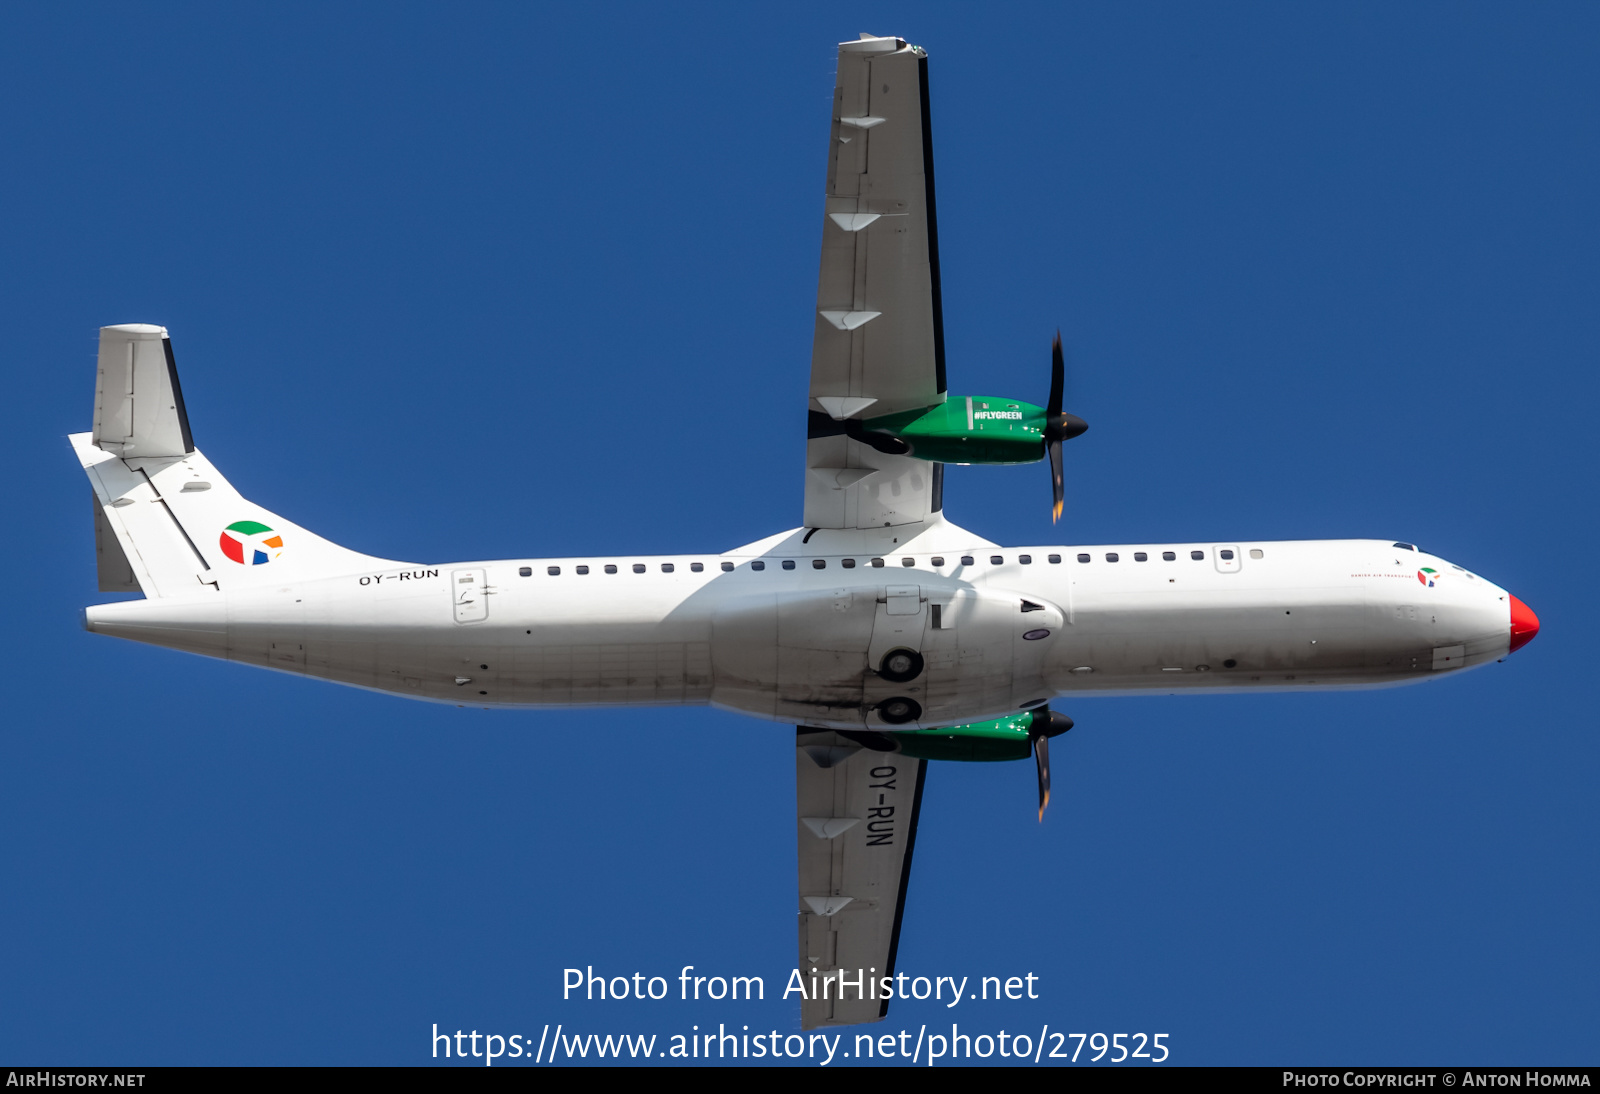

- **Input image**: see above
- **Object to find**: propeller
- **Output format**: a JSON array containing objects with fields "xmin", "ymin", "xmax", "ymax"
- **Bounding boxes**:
[
  {"xmin": 1028, "ymin": 707, "xmax": 1074, "ymax": 820},
  {"xmin": 1044, "ymin": 332, "xmax": 1090, "ymax": 522}
]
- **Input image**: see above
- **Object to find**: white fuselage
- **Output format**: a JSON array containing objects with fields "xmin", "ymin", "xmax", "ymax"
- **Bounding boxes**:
[{"xmin": 85, "ymin": 534, "xmax": 1515, "ymax": 730}]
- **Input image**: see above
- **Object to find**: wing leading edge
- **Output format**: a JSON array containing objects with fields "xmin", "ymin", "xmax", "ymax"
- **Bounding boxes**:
[{"xmin": 804, "ymin": 35, "xmax": 947, "ymax": 531}]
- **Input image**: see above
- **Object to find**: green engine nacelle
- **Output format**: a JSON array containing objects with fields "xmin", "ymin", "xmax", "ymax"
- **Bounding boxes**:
[
  {"xmin": 841, "ymin": 711, "xmax": 1039, "ymax": 763},
  {"xmin": 864, "ymin": 396, "xmax": 1047, "ymax": 465}
]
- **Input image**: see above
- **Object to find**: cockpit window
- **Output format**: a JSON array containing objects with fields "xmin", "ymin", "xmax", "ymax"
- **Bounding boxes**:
[{"xmin": 1393, "ymin": 542, "xmax": 1416, "ymax": 551}]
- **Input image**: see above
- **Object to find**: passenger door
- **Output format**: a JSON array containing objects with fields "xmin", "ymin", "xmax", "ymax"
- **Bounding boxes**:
[{"xmin": 452, "ymin": 568, "xmax": 489, "ymax": 623}]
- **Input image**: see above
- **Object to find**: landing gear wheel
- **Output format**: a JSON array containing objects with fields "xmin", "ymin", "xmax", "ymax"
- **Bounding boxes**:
[
  {"xmin": 876, "ymin": 697, "xmax": 922, "ymax": 725},
  {"xmin": 878, "ymin": 648, "xmax": 925, "ymax": 683}
]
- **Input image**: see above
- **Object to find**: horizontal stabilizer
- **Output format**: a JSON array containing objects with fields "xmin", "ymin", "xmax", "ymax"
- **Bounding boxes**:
[{"xmin": 93, "ymin": 324, "xmax": 193, "ymax": 459}]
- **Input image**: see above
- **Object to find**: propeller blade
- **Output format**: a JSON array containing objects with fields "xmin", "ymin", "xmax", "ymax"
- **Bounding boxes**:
[
  {"xmin": 1044, "ymin": 332, "xmax": 1085, "ymax": 521},
  {"xmin": 1048, "ymin": 438, "xmax": 1064, "ymax": 523},
  {"xmin": 1047, "ymin": 331, "xmax": 1065, "ymax": 419},
  {"xmin": 1028, "ymin": 708, "xmax": 1072, "ymax": 821},
  {"xmin": 1034, "ymin": 732, "xmax": 1051, "ymax": 822}
]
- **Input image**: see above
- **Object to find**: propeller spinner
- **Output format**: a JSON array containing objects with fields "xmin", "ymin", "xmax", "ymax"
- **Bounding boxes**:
[{"xmin": 1045, "ymin": 332, "xmax": 1089, "ymax": 522}]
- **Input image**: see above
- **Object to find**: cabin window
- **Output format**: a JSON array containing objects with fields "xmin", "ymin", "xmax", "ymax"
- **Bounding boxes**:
[
  {"xmin": 1106, "ymin": 552, "xmax": 1119, "ymax": 562},
  {"xmin": 961, "ymin": 555, "xmax": 975, "ymax": 566},
  {"xmin": 841, "ymin": 559, "xmax": 856, "ymax": 569},
  {"xmin": 931, "ymin": 556, "xmax": 944, "ymax": 567},
  {"xmin": 1048, "ymin": 554, "xmax": 1061, "ymax": 564},
  {"xmin": 1249, "ymin": 549, "xmax": 1263, "ymax": 559},
  {"xmin": 632, "ymin": 563, "xmax": 646, "ymax": 573},
  {"xmin": 1019, "ymin": 554, "xmax": 1033, "ymax": 564},
  {"xmin": 871, "ymin": 558, "xmax": 885, "ymax": 568},
  {"xmin": 518, "ymin": 566, "xmax": 532, "ymax": 577},
  {"xmin": 548, "ymin": 565, "xmax": 561, "ymax": 575},
  {"xmin": 1134, "ymin": 552, "xmax": 1148, "ymax": 562},
  {"xmin": 1220, "ymin": 550, "xmax": 1235, "ymax": 561},
  {"xmin": 577, "ymin": 565, "xmax": 590, "ymax": 575},
  {"xmin": 902, "ymin": 557, "xmax": 915, "ymax": 567},
  {"xmin": 751, "ymin": 561, "xmax": 765, "ymax": 571},
  {"xmin": 1190, "ymin": 550, "xmax": 1204, "ymax": 560},
  {"xmin": 605, "ymin": 564, "xmax": 618, "ymax": 574},
  {"xmin": 690, "ymin": 562, "xmax": 703, "ymax": 572},
  {"xmin": 1077, "ymin": 553, "xmax": 1090, "ymax": 563},
  {"xmin": 782, "ymin": 559, "xmax": 796, "ymax": 570},
  {"xmin": 1162, "ymin": 551, "xmax": 1175, "ymax": 561},
  {"xmin": 720, "ymin": 561, "xmax": 734, "ymax": 572},
  {"xmin": 661, "ymin": 563, "xmax": 675, "ymax": 573},
  {"xmin": 812, "ymin": 559, "xmax": 825, "ymax": 569},
  {"xmin": 990, "ymin": 555, "xmax": 1004, "ymax": 565}
]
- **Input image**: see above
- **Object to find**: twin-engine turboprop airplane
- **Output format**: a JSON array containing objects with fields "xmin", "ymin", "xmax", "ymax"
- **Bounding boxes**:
[{"xmin": 74, "ymin": 34, "xmax": 1538, "ymax": 1030}]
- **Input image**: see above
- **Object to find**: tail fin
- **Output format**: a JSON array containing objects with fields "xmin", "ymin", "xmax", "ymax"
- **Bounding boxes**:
[{"xmin": 76, "ymin": 324, "xmax": 401, "ymax": 597}]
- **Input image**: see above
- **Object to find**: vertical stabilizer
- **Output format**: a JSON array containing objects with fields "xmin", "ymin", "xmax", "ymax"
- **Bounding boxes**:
[{"xmin": 77, "ymin": 325, "xmax": 404, "ymax": 598}]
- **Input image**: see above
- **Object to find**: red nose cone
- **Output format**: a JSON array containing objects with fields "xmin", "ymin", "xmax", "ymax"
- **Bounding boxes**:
[{"xmin": 1508, "ymin": 595, "xmax": 1540, "ymax": 654}]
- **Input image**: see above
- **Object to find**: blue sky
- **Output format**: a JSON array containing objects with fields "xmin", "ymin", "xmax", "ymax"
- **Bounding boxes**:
[{"xmin": 2, "ymin": 3, "xmax": 1594, "ymax": 1066}]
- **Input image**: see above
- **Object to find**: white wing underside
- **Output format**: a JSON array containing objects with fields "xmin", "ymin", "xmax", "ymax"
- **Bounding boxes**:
[
  {"xmin": 796, "ymin": 729, "xmax": 925, "ymax": 1029},
  {"xmin": 804, "ymin": 35, "xmax": 946, "ymax": 532}
]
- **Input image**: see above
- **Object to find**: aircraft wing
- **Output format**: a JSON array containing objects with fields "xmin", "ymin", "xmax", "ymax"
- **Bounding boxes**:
[
  {"xmin": 796, "ymin": 728, "xmax": 926, "ymax": 1028},
  {"xmin": 804, "ymin": 34, "xmax": 948, "ymax": 530}
]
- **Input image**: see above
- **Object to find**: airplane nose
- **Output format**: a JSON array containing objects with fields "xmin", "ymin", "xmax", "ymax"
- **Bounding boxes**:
[{"xmin": 1508, "ymin": 595, "xmax": 1540, "ymax": 654}]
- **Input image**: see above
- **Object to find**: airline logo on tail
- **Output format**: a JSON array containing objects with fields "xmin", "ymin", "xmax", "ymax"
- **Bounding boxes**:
[{"xmin": 220, "ymin": 521, "xmax": 284, "ymax": 565}]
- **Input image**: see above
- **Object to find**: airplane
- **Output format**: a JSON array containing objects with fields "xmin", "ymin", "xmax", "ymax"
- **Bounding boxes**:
[{"xmin": 72, "ymin": 33, "xmax": 1539, "ymax": 1031}]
